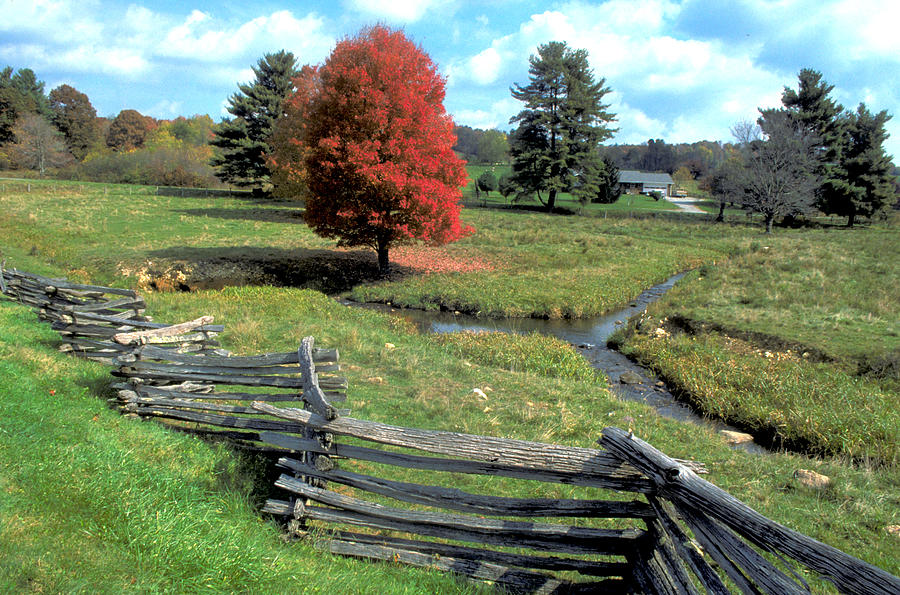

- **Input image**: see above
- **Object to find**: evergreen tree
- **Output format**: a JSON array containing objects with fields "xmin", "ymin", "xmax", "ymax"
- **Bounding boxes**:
[
  {"xmin": 573, "ymin": 154, "xmax": 620, "ymax": 205},
  {"xmin": 0, "ymin": 66, "xmax": 50, "ymax": 143},
  {"xmin": 508, "ymin": 42, "xmax": 616, "ymax": 212},
  {"xmin": 211, "ymin": 50, "xmax": 298, "ymax": 190},
  {"xmin": 839, "ymin": 104, "xmax": 897, "ymax": 226},
  {"xmin": 782, "ymin": 69, "xmax": 854, "ymax": 218}
]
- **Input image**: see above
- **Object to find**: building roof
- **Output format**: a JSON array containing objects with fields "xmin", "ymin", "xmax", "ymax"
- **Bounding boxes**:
[{"xmin": 618, "ymin": 170, "xmax": 674, "ymax": 185}]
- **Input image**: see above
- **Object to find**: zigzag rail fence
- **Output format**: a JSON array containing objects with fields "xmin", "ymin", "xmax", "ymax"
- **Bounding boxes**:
[{"xmin": 1, "ymin": 264, "xmax": 898, "ymax": 594}]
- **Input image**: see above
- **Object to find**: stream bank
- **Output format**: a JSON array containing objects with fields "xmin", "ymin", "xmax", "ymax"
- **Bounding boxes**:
[{"xmin": 344, "ymin": 273, "xmax": 766, "ymax": 454}]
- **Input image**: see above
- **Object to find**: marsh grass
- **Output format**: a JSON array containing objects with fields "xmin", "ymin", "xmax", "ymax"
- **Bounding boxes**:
[
  {"xmin": 620, "ymin": 330, "xmax": 899, "ymax": 465},
  {"xmin": 617, "ymin": 227, "xmax": 899, "ymax": 464}
]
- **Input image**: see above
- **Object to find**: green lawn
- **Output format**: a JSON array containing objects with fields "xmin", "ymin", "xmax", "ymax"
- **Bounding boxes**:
[{"xmin": 0, "ymin": 177, "xmax": 898, "ymax": 589}]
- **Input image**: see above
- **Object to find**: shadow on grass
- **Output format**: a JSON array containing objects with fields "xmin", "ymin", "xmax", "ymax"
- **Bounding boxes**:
[
  {"xmin": 177, "ymin": 206, "xmax": 307, "ymax": 225},
  {"xmin": 145, "ymin": 245, "xmax": 418, "ymax": 294}
]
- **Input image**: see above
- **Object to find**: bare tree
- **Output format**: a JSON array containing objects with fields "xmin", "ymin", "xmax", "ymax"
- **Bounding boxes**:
[
  {"xmin": 732, "ymin": 110, "xmax": 821, "ymax": 233},
  {"xmin": 11, "ymin": 113, "xmax": 72, "ymax": 176}
]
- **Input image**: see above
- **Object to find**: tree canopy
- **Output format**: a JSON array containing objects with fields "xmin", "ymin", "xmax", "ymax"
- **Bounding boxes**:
[
  {"xmin": 10, "ymin": 113, "xmax": 71, "ymax": 175},
  {"xmin": 211, "ymin": 50, "xmax": 298, "ymax": 190},
  {"xmin": 49, "ymin": 84, "xmax": 99, "ymax": 160},
  {"xmin": 837, "ymin": 104, "xmax": 897, "ymax": 225},
  {"xmin": 269, "ymin": 25, "xmax": 471, "ymax": 275},
  {"xmin": 782, "ymin": 68, "xmax": 897, "ymax": 225},
  {"xmin": 0, "ymin": 66, "xmax": 50, "ymax": 144},
  {"xmin": 508, "ymin": 41, "xmax": 616, "ymax": 211}
]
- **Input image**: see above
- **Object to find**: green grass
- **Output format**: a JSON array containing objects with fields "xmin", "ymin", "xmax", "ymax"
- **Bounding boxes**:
[
  {"xmin": 619, "ymin": 330, "xmax": 899, "ymax": 464},
  {"xmin": 1, "ymin": 178, "xmax": 899, "ymax": 588},
  {"xmin": 614, "ymin": 226, "xmax": 900, "ymax": 464},
  {"xmin": 0, "ymin": 298, "xmax": 481, "ymax": 594},
  {"xmin": 2, "ymin": 270, "xmax": 899, "ymax": 589},
  {"xmin": 349, "ymin": 209, "xmax": 729, "ymax": 317}
]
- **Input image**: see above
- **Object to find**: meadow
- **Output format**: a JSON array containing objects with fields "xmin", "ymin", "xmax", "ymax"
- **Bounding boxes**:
[{"xmin": 0, "ymin": 177, "xmax": 897, "ymax": 591}]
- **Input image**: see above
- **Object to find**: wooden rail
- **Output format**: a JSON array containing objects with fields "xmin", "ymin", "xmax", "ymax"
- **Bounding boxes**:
[
  {"xmin": 1, "ymin": 265, "xmax": 223, "ymax": 361},
  {"xmin": 252, "ymin": 376, "xmax": 900, "ymax": 594},
  {"xmin": 111, "ymin": 337, "xmax": 345, "ymax": 450}
]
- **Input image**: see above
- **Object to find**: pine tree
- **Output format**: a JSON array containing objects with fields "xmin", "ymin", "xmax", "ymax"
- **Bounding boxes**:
[
  {"xmin": 508, "ymin": 42, "xmax": 616, "ymax": 212},
  {"xmin": 781, "ymin": 69, "xmax": 856, "ymax": 220},
  {"xmin": 0, "ymin": 66, "xmax": 50, "ymax": 143},
  {"xmin": 839, "ymin": 104, "xmax": 897, "ymax": 226},
  {"xmin": 211, "ymin": 51, "xmax": 298, "ymax": 191},
  {"xmin": 572, "ymin": 154, "xmax": 619, "ymax": 206},
  {"xmin": 783, "ymin": 68, "xmax": 898, "ymax": 225}
]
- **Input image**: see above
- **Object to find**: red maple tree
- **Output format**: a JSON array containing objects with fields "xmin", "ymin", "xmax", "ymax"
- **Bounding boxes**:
[{"xmin": 268, "ymin": 25, "xmax": 472, "ymax": 275}]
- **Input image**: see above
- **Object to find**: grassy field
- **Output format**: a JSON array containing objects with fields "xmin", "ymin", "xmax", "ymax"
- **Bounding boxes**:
[
  {"xmin": 614, "ymin": 225, "xmax": 900, "ymax": 465},
  {"xmin": 1, "ymin": 177, "xmax": 898, "ymax": 589}
]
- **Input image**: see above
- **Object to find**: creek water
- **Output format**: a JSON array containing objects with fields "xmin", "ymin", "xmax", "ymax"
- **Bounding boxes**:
[{"xmin": 345, "ymin": 272, "xmax": 765, "ymax": 454}]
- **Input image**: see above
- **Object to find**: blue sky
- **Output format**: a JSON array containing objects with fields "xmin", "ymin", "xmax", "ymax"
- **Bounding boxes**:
[{"xmin": 4, "ymin": 0, "xmax": 899, "ymax": 158}]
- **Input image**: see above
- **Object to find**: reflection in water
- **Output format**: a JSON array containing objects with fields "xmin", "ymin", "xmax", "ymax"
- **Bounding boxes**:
[{"xmin": 346, "ymin": 272, "xmax": 765, "ymax": 454}]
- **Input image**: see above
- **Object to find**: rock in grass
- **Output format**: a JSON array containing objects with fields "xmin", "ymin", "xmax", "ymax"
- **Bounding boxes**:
[
  {"xmin": 720, "ymin": 430, "xmax": 754, "ymax": 445},
  {"xmin": 793, "ymin": 469, "xmax": 832, "ymax": 490},
  {"xmin": 619, "ymin": 371, "xmax": 644, "ymax": 384},
  {"xmin": 886, "ymin": 525, "xmax": 900, "ymax": 537}
]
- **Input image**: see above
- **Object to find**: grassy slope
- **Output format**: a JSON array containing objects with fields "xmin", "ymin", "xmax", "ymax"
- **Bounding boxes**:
[
  {"xmin": 1, "ymin": 179, "xmax": 898, "ymax": 587},
  {"xmin": 615, "ymin": 226, "xmax": 900, "ymax": 464},
  {"xmin": 0, "ymin": 298, "xmax": 480, "ymax": 594},
  {"xmin": 3, "ymin": 274, "xmax": 899, "ymax": 589}
]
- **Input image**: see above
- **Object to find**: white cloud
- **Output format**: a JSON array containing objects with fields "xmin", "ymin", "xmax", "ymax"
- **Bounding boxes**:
[
  {"xmin": 448, "ymin": 1, "xmax": 800, "ymax": 147},
  {"xmin": 468, "ymin": 48, "xmax": 503, "ymax": 85},
  {"xmin": 144, "ymin": 99, "xmax": 183, "ymax": 119},
  {"xmin": 608, "ymin": 98, "xmax": 668, "ymax": 144},
  {"xmin": 450, "ymin": 97, "xmax": 519, "ymax": 130}
]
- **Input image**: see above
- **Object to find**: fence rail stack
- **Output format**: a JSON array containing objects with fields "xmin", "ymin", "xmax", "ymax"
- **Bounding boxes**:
[
  {"xmin": 1, "ymin": 265, "xmax": 225, "ymax": 361},
  {"xmin": 111, "ymin": 336, "xmax": 345, "ymax": 452}
]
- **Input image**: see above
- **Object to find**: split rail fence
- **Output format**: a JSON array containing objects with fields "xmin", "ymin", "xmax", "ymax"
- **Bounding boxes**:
[
  {"xmin": 1, "ymin": 265, "xmax": 223, "ymax": 360},
  {"xmin": 2, "ymin": 265, "xmax": 899, "ymax": 593}
]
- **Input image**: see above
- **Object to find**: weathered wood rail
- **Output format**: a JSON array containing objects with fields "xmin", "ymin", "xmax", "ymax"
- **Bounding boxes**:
[
  {"xmin": 1, "ymin": 265, "xmax": 224, "ymax": 361},
  {"xmin": 250, "ymin": 373, "xmax": 900, "ymax": 594},
  {"xmin": 111, "ymin": 337, "xmax": 347, "ymax": 450}
]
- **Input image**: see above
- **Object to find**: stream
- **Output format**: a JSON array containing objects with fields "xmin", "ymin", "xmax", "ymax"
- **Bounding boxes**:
[{"xmin": 345, "ymin": 272, "xmax": 765, "ymax": 454}]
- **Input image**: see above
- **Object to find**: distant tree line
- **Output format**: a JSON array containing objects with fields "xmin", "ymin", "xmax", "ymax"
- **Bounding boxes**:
[
  {"xmin": 0, "ymin": 66, "xmax": 220, "ymax": 187},
  {"xmin": 452, "ymin": 126, "xmax": 510, "ymax": 165}
]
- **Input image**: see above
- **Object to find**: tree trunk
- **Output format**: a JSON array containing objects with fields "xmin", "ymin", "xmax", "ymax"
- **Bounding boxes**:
[
  {"xmin": 715, "ymin": 201, "xmax": 725, "ymax": 223},
  {"xmin": 847, "ymin": 211, "xmax": 856, "ymax": 228},
  {"xmin": 376, "ymin": 243, "xmax": 390, "ymax": 277},
  {"xmin": 547, "ymin": 189, "xmax": 557, "ymax": 212},
  {"xmin": 764, "ymin": 213, "xmax": 774, "ymax": 234}
]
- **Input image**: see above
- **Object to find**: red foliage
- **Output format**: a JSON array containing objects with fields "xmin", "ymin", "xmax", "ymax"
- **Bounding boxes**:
[{"xmin": 269, "ymin": 25, "xmax": 472, "ymax": 273}]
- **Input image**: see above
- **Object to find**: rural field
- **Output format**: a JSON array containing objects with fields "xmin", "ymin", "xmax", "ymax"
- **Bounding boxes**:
[{"xmin": 0, "ymin": 177, "xmax": 898, "ymax": 592}]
